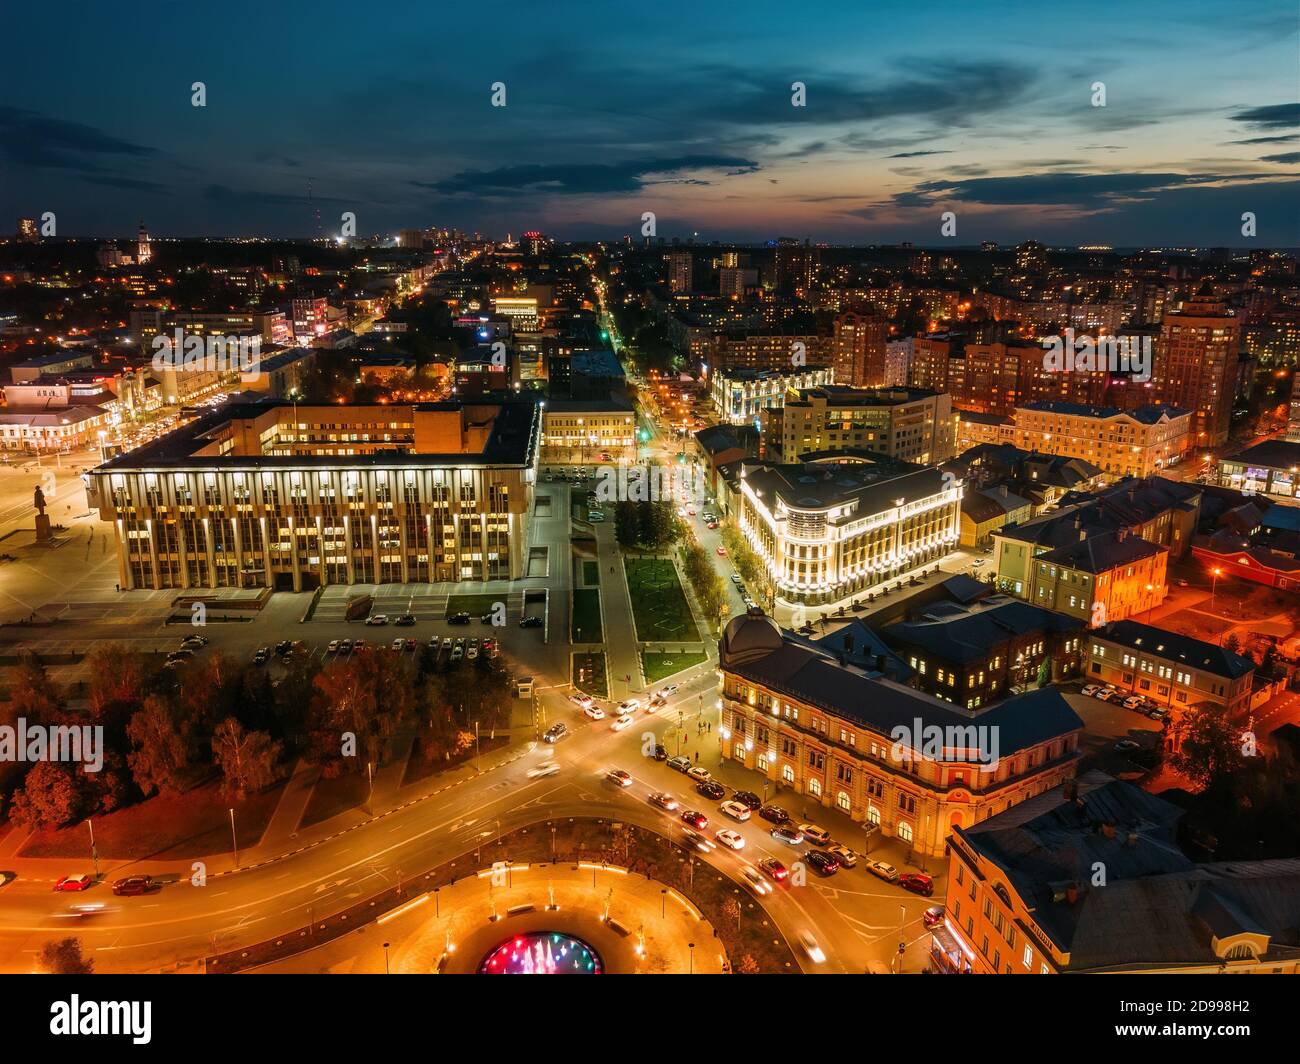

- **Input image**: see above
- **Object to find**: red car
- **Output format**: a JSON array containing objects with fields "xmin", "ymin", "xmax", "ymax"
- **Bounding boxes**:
[
  {"xmin": 54, "ymin": 874, "xmax": 94, "ymax": 892},
  {"xmin": 680, "ymin": 809, "xmax": 708, "ymax": 830},
  {"xmin": 758, "ymin": 857, "xmax": 788, "ymax": 882},
  {"xmin": 922, "ymin": 905, "xmax": 945, "ymax": 928},
  {"xmin": 716, "ymin": 547, "xmax": 726, "ymax": 556},
  {"xmin": 899, "ymin": 872, "xmax": 934, "ymax": 897}
]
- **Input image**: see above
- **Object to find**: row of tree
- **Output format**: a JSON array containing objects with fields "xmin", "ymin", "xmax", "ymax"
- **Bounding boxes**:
[
  {"xmin": 613, "ymin": 499, "xmax": 682, "ymax": 552},
  {"xmin": 682, "ymin": 541, "xmax": 728, "ymax": 632}
]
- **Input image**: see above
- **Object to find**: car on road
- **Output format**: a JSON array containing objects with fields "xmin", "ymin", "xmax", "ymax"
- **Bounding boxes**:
[
  {"xmin": 542, "ymin": 723, "xmax": 569, "ymax": 744},
  {"xmin": 391, "ymin": 638, "xmax": 405, "ymax": 652},
  {"xmin": 715, "ymin": 829, "xmax": 745, "ymax": 850},
  {"xmin": 716, "ymin": 546, "xmax": 727, "ymax": 556},
  {"xmin": 606, "ymin": 769, "xmax": 634, "ymax": 788},
  {"xmin": 899, "ymin": 872, "xmax": 934, "ymax": 897},
  {"xmin": 923, "ymin": 905, "xmax": 945, "ymax": 929},
  {"xmin": 730, "ymin": 573, "xmax": 743, "ymax": 585},
  {"xmin": 682, "ymin": 829, "xmax": 716, "ymax": 853},
  {"xmin": 572, "ymin": 693, "xmax": 594, "ymax": 709},
  {"xmin": 706, "ymin": 520, "xmax": 719, "ymax": 529},
  {"xmin": 526, "ymin": 760, "xmax": 560, "ymax": 779},
  {"xmin": 1080, "ymin": 683, "xmax": 1102, "ymax": 697},
  {"xmin": 618, "ymin": 699, "xmax": 642, "ymax": 713},
  {"xmin": 867, "ymin": 860, "xmax": 900, "ymax": 883},
  {"xmin": 758, "ymin": 857, "xmax": 789, "ymax": 882},
  {"xmin": 649, "ymin": 792, "xmax": 679, "ymax": 811},
  {"xmin": 583, "ymin": 705, "xmax": 605, "ymax": 720},
  {"xmin": 759, "ymin": 804, "xmax": 791, "ymax": 825},
  {"xmin": 680, "ymin": 810, "xmax": 708, "ymax": 829},
  {"xmin": 647, "ymin": 695, "xmax": 666, "ymax": 710},
  {"xmin": 448, "ymin": 612, "xmax": 471, "ymax": 625},
  {"xmin": 799, "ymin": 823, "xmax": 831, "ymax": 846},
  {"xmin": 181, "ymin": 635, "xmax": 209, "ymax": 649},
  {"xmin": 366, "ymin": 614, "xmax": 388, "ymax": 626},
  {"xmin": 657, "ymin": 684, "xmax": 679, "ymax": 698},
  {"xmin": 719, "ymin": 800, "xmax": 751, "ymax": 822},
  {"xmin": 395, "ymin": 614, "xmax": 416, "ymax": 627},
  {"xmin": 54, "ymin": 875, "xmax": 94, "ymax": 892},
  {"xmin": 519, "ymin": 616, "xmax": 544, "ymax": 629},
  {"xmin": 252, "ymin": 647, "xmax": 270, "ymax": 665},
  {"xmin": 666, "ymin": 755, "xmax": 692, "ymax": 773},
  {"xmin": 1114, "ymin": 739, "xmax": 1142, "ymax": 752},
  {"xmin": 686, "ymin": 765, "xmax": 712, "ymax": 783},
  {"xmin": 828, "ymin": 844, "xmax": 859, "ymax": 868},
  {"xmin": 695, "ymin": 779, "xmax": 725, "ymax": 799},
  {"xmin": 797, "ymin": 931, "xmax": 826, "ymax": 964},
  {"xmin": 327, "ymin": 639, "xmax": 340, "ymax": 653},
  {"xmin": 740, "ymin": 866, "xmax": 773, "ymax": 895},
  {"xmin": 731, "ymin": 789, "xmax": 762, "ymax": 811},
  {"xmin": 804, "ymin": 850, "xmax": 840, "ymax": 877},
  {"xmin": 0, "ymin": 872, "xmax": 14, "ymax": 889},
  {"xmin": 112, "ymin": 875, "xmax": 158, "ymax": 896},
  {"xmin": 611, "ymin": 713, "xmax": 635, "ymax": 731},
  {"xmin": 652, "ymin": 744, "xmax": 668, "ymax": 761},
  {"xmin": 770, "ymin": 824, "xmax": 804, "ymax": 845}
]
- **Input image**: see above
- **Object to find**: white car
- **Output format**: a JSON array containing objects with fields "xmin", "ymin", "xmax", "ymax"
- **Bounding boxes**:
[
  {"xmin": 648, "ymin": 791, "xmax": 679, "ymax": 811},
  {"xmin": 719, "ymin": 800, "xmax": 751, "ymax": 822},
  {"xmin": 715, "ymin": 829, "xmax": 745, "ymax": 850},
  {"xmin": 391, "ymin": 638, "xmax": 404, "ymax": 652},
  {"xmin": 867, "ymin": 860, "xmax": 900, "ymax": 883},
  {"xmin": 606, "ymin": 769, "xmax": 634, "ymax": 787},
  {"xmin": 1080, "ymin": 683, "xmax": 1102, "ymax": 697},
  {"xmin": 327, "ymin": 640, "xmax": 340, "ymax": 653},
  {"xmin": 366, "ymin": 614, "xmax": 388, "ymax": 626},
  {"xmin": 526, "ymin": 760, "xmax": 560, "ymax": 779},
  {"xmin": 740, "ymin": 866, "xmax": 773, "ymax": 895},
  {"xmin": 618, "ymin": 699, "xmax": 642, "ymax": 713},
  {"xmin": 687, "ymin": 766, "xmax": 712, "ymax": 783},
  {"xmin": 657, "ymin": 685, "xmax": 679, "ymax": 698},
  {"xmin": 583, "ymin": 705, "xmax": 606, "ymax": 720},
  {"xmin": 611, "ymin": 713, "xmax": 635, "ymax": 731},
  {"xmin": 798, "ymin": 931, "xmax": 826, "ymax": 964},
  {"xmin": 572, "ymin": 694, "xmax": 594, "ymax": 710}
]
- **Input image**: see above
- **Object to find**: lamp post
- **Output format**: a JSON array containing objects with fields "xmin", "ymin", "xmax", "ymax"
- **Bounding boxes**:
[
  {"xmin": 1211, "ymin": 567, "xmax": 1223, "ymax": 611},
  {"xmin": 229, "ymin": 807, "xmax": 238, "ymax": 868}
]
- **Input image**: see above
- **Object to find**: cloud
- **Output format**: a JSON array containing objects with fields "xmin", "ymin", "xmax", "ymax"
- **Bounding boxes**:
[
  {"xmin": 890, "ymin": 171, "xmax": 1287, "ymax": 210},
  {"xmin": 887, "ymin": 149, "xmax": 952, "ymax": 159},
  {"xmin": 0, "ymin": 106, "xmax": 156, "ymax": 172},
  {"xmin": 416, "ymin": 155, "xmax": 758, "ymax": 198},
  {"xmin": 1260, "ymin": 152, "xmax": 1300, "ymax": 164},
  {"xmin": 1228, "ymin": 103, "xmax": 1300, "ymax": 130}
]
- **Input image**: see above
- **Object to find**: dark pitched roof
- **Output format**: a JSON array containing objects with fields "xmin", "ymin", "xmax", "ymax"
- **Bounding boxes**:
[
  {"xmin": 1036, "ymin": 528, "xmax": 1165, "ymax": 572},
  {"xmin": 1095, "ymin": 620, "xmax": 1255, "ymax": 679},
  {"xmin": 884, "ymin": 595, "xmax": 1084, "ymax": 664},
  {"xmin": 1224, "ymin": 439, "xmax": 1300, "ymax": 470}
]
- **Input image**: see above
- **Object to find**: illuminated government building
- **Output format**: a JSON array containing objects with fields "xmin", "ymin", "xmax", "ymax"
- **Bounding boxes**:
[
  {"xmin": 734, "ymin": 454, "xmax": 962, "ymax": 621},
  {"xmin": 86, "ymin": 397, "xmax": 541, "ymax": 590}
]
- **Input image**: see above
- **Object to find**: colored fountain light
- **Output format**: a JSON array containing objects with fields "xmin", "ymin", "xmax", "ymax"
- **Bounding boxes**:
[{"xmin": 478, "ymin": 933, "xmax": 603, "ymax": 974}]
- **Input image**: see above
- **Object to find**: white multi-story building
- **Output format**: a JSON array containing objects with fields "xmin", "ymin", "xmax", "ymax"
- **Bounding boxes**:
[{"xmin": 710, "ymin": 365, "xmax": 833, "ymax": 426}]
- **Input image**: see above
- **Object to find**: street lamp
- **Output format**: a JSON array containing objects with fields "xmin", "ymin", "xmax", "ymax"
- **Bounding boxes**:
[{"xmin": 1211, "ymin": 567, "xmax": 1223, "ymax": 611}]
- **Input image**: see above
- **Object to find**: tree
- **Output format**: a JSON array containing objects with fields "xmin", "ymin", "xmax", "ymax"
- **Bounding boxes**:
[
  {"xmin": 614, "ymin": 500, "xmax": 639, "ymax": 549},
  {"xmin": 38, "ymin": 937, "xmax": 93, "ymax": 975},
  {"xmin": 126, "ymin": 696, "xmax": 189, "ymax": 797},
  {"xmin": 723, "ymin": 896, "xmax": 742, "ymax": 932},
  {"xmin": 1169, "ymin": 705, "xmax": 1246, "ymax": 789},
  {"xmin": 737, "ymin": 954, "xmax": 761, "ymax": 974},
  {"xmin": 307, "ymin": 652, "xmax": 415, "ymax": 775},
  {"xmin": 211, "ymin": 718, "xmax": 282, "ymax": 801},
  {"xmin": 8, "ymin": 762, "xmax": 83, "ymax": 831}
]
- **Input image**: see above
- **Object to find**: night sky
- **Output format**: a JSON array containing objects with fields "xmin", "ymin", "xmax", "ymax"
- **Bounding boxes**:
[{"xmin": 2, "ymin": 0, "xmax": 1297, "ymax": 244}]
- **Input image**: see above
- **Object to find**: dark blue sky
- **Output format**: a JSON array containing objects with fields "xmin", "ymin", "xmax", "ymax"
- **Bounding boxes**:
[{"xmin": 2, "ymin": 0, "xmax": 1297, "ymax": 244}]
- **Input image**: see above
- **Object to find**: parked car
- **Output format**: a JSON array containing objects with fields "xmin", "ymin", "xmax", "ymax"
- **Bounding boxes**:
[
  {"xmin": 1115, "ymin": 739, "xmax": 1142, "ymax": 752},
  {"xmin": 112, "ymin": 875, "xmax": 157, "ymax": 897},
  {"xmin": 1094, "ymin": 687, "xmax": 1118, "ymax": 702},
  {"xmin": 804, "ymin": 850, "xmax": 840, "ymax": 877},
  {"xmin": 867, "ymin": 860, "xmax": 900, "ymax": 883},
  {"xmin": 898, "ymin": 872, "xmax": 934, "ymax": 897},
  {"xmin": 715, "ymin": 829, "xmax": 745, "ymax": 850},
  {"xmin": 666, "ymin": 755, "xmax": 692, "ymax": 773},
  {"xmin": 366, "ymin": 614, "xmax": 388, "ymax": 626},
  {"xmin": 180, "ymin": 635, "xmax": 209, "ymax": 649},
  {"xmin": 542, "ymin": 722, "xmax": 568, "ymax": 744},
  {"xmin": 731, "ymin": 789, "xmax": 762, "ymax": 811},
  {"xmin": 923, "ymin": 905, "xmax": 945, "ymax": 928},
  {"xmin": 1122, "ymin": 695, "xmax": 1145, "ymax": 711},
  {"xmin": 686, "ymin": 765, "xmax": 712, "ymax": 783},
  {"xmin": 327, "ymin": 639, "xmax": 341, "ymax": 653},
  {"xmin": 827, "ymin": 844, "xmax": 859, "ymax": 868},
  {"xmin": 799, "ymin": 823, "xmax": 832, "ymax": 847},
  {"xmin": 695, "ymin": 779, "xmax": 725, "ymax": 800},
  {"xmin": 1147, "ymin": 707, "xmax": 1169, "ymax": 722},
  {"xmin": 448, "ymin": 612, "xmax": 471, "ymax": 625},
  {"xmin": 649, "ymin": 791, "xmax": 679, "ymax": 811},
  {"xmin": 1080, "ymin": 683, "xmax": 1102, "ymax": 697},
  {"xmin": 759, "ymin": 804, "xmax": 791, "ymax": 825},
  {"xmin": 719, "ymin": 800, "xmax": 751, "ymax": 822},
  {"xmin": 391, "ymin": 638, "xmax": 405, "ymax": 652},
  {"xmin": 395, "ymin": 614, "xmax": 416, "ymax": 627},
  {"xmin": 450, "ymin": 646, "xmax": 464, "ymax": 662},
  {"xmin": 770, "ymin": 824, "xmax": 804, "ymax": 845},
  {"xmin": 252, "ymin": 647, "xmax": 270, "ymax": 665},
  {"xmin": 606, "ymin": 769, "xmax": 633, "ymax": 788},
  {"xmin": 54, "ymin": 874, "xmax": 94, "ymax": 892},
  {"xmin": 652, "ymin": 744, "xmax": 668, "ymax": 761}
]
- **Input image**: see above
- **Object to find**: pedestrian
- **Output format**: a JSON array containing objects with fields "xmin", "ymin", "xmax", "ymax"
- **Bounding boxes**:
[
  {"xmin": 114, "ymin": 583, "xmax": 119, "ymax": 592},
  {"xmin": 694, "ymin": 750, "xmax": 699, "ymax": 763}
]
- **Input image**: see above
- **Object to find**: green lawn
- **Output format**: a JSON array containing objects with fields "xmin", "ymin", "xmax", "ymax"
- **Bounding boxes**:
[
  {"xmin": 623, "ymin": 556, "xmax": 700, "ymax": 643},
  {"xmin": 572, "ymin": 651, "xmax": 609, "ymax": 699},
  {"xmin": 582, "ymin": 560, "xmax": 600, "ymax": 586},
  {"xmin": 571, "ymin": 588, "xmax": 603, "ymax": 643},
  {"xmin": 445, "ymin": 593, "xmax": 504, "ymax": 619},
  {"xmin": 642, "ymin": 650, "xmax": 709, "ymax": 684}
]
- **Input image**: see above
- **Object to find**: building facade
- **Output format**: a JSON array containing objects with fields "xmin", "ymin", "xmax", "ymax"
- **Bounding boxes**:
[
  {"xmin": 86, "ymin": 399, "xmax": 541, "ymax": 591},
  {"xmin": 1010, "ymin": 402, "xmax": 1192, "ymax": 479},
  {"xmin": 709, "ymin": 365, "xmax": 832, "ymax": 426},
  {"xmin": 762, "ymin": 385, "xmax": 956, "ymax": 465}
]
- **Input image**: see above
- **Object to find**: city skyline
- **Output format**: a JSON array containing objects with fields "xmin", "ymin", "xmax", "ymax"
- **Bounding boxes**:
[{"xmin": 2, "ymin": 0, "xmax": 1297, "ymax": 244}]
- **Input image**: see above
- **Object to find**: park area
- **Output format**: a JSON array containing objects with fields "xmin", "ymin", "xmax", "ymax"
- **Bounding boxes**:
[{"xmin": 622, "ymin": 556, "xmax": 700, "ymax": 644}]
